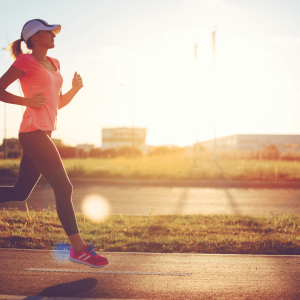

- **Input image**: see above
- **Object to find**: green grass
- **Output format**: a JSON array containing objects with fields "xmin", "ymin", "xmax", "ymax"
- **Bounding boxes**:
[
  {"xmin": 1, "ymin": 157, "xmax": 300, "ymax": 181},
  {"xmin": 1, "ymin": 211, "xmax": 300, "ymax": 254}
]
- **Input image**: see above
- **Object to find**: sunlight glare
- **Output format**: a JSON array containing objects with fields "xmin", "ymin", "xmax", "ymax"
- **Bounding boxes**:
[
  {"xmin": 81, "ymin": 194, "xmax": 110, "ymax": 222},
  {"xmin": 115, "ymin": 30, "xmax": 277, "ymax": 145}
]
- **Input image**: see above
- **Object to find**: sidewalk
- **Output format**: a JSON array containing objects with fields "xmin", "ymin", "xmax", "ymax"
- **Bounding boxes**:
[
  {"xmin": 0, "ymin": 248, "xmax": 300, "ymax": 299},
  {"xmin": 1, "ymin": 176, "xmax": 300, "ymax": 188}
]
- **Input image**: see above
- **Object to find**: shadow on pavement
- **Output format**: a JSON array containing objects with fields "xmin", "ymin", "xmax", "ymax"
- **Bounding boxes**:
[
  {"xmin": 174, "ymin": 160, "xmax": 241, "ymax": 215},
  {"xmin": 224, "ymin": 189, "xmax": 241, "ymax": 215},
  {"xmin": 215, "ymin": 161, "xmax": 241, "ymax": 215},
  {"xmin": 23, "ymin": 278, "xmax": 98, "ymax": 298},
  {"xmin": 174, "ymin": 188, "xmax": 189, "ymax": 215}
]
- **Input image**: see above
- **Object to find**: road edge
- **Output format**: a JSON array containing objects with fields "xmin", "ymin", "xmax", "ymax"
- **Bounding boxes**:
[
  {"xmin": 0, "ymin": 248, "xmax": 299, "ymax": 257},
  {"xmin": 1, "ymin": 177, "xmax": 300, "ymax": 188},
  {"xmin": 0, "ymin": 295, "xmax": 143, "ymax": 300}
]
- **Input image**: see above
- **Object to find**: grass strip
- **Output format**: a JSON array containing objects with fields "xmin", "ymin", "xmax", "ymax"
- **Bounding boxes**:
[
  {"xmin": 2, "ymin": 157, "xmax": 300, "ymax": 181},
  {"xmin": 1, "ymin": 211, "xmax": 300, "ymax": 255}
]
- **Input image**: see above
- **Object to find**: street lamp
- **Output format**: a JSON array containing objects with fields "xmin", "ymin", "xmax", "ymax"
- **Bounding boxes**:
[{"xmin": 119, "ymin": 83, "xmax": 135, "ymax": 149}]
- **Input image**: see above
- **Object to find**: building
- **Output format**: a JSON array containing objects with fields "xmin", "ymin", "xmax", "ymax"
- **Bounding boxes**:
[
  {"xmin": 76, "ymin": 143, "xmax": 95, "ymax": 159},
  {"xmin": 102, "ymin": 127, "xmax": 147, "ymax": 153},
  {"xmin": 1, "ymin": 138, "xmax": 22, "ymax": 158},
  {"xmin": 199, "ymin": 134, "xmax": 300, "ymax": 153}
]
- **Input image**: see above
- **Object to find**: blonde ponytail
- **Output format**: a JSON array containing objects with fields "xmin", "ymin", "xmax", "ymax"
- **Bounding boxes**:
[{"xmin": 5, "ymin": 39, "xmax": 24, "ymax": 61}]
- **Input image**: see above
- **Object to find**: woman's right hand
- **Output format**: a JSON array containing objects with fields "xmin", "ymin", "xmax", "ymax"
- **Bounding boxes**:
[{"xmin": 27, "ymin": 92, "xmax": 46, "ymax": 108}]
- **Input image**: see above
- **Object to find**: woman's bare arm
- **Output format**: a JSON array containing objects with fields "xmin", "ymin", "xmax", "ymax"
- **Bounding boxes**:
[
  {"xmin": 58, "ymin": 72, "xmax": 83, "ymax": 110},
  {"xmin": 0, "ymin": 66, "xmax": 46, "ymax": 108},
  {"xmin": 0, "ymin": 66, "xmax": 26, "ymax": 106}
]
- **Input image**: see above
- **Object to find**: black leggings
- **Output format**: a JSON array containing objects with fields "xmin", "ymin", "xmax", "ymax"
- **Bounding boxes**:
[{"xmin": 0, "ymin": 130, "xmax": 79, "ymax": 236}]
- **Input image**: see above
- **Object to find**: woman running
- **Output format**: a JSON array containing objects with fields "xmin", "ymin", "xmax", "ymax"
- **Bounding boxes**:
[{"xmin": 0, "ymin": 19, "xmax": 108, "ymax": 268}]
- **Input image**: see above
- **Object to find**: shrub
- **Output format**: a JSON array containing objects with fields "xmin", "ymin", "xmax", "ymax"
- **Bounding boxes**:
[
  {"xmin": 7, "ymin": 151, "xmax": 22, "ymax": 159},
  {"xmin": 281, "ymin": 151, "xmax": 300, "ymax": 161},
  {"xmin": 56, "ymin": 146, "xmax": 76, "ymax": 159},
  {"xmin": 118, "ymin": 146, "xmax": 142, "ymax": 157},
  {"xmin": 89, "ymin": 148, "xmax": 104, "ymax": 158},
  {"xmin": 215, "ymin": 150, "xmax": 260, "ymax": 160},
  {"xmin": 148, "ymin": 146, "xmax": 185, "ymax": 156},
  {"xmin": 102, "ymin": 148, "xmax": 118, "ymax": 158}
]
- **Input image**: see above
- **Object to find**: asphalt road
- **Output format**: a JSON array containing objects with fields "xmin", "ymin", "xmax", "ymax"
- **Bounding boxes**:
[
  {"xmin": 1, "ymin": 181, "xmax": 300, "ymax": 216},
  {"xmin": 0, "ymin": 248, "xmax": 299, "ymax": 300}
]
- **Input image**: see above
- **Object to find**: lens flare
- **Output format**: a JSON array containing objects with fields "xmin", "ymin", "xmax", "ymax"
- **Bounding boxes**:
[
  {"xmin": 81, "ymin": 194, "xmax": 110, "ymax": 222},
  {"xmin": 51, "ymin": 242, "xmax": 71, "ymax": 264}
]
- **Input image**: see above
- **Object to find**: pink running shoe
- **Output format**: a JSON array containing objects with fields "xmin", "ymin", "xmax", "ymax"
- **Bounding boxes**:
[{"xmin": 69, "ymin": 242, "xmax": 108, "ymax": 268}]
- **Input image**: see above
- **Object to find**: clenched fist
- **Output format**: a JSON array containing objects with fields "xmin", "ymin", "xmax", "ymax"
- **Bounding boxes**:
[{"xmin": 72, "ymin": 72, "xmax": 83, "ymax": 92}]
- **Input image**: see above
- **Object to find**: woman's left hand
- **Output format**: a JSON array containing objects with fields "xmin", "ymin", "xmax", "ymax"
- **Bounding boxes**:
[{"xmin": 72, "ymin": 72, "xmax": 83, "ymax": 92}]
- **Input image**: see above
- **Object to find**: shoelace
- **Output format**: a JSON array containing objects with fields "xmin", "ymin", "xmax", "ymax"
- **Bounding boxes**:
[{"xmin": 85, "ymin": 241, "xmax": 97, "ymax": 257}]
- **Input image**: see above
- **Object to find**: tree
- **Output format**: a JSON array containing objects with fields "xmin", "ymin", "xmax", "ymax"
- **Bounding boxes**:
[{"xmin": 261, "ymin": 144, "xmax": 281, "ymax": 160}]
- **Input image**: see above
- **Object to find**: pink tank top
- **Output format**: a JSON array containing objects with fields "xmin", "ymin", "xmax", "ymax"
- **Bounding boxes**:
[{"xmin": 12, "ymin": 54, "xmax": 63, "ymax": 132}]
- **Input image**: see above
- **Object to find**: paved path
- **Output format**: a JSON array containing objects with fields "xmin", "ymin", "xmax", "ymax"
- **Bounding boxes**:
[
  {"xmin": 0, "ymin": 248, "xmax": 299, "ymax": 299},
  {"xmin": 1, "ymin": 181, "xmax": 300, "ymax": 216}
]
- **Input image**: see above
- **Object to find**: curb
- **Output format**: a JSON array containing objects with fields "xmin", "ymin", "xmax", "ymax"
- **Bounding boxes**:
[
  {"xmin": 1, "ymin": 248, "xmax": 300, "ymax": 257},
  {"xmin": 0, "ymin": 296, "xmax": 143, "ymax": 300},
  {"xmin": 1, "ymin": 176, "xmax": 300, "ymax": 188}
]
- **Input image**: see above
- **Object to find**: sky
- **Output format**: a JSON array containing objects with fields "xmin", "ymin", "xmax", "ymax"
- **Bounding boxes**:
[{"xmin": 1, "ymin": 0, "xmax": 300, "ymax": 147}]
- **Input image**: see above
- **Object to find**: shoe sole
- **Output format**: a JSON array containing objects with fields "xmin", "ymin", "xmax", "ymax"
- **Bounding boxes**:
[{"xmin": 69, "ymin": 257, "xmax": 109, "ymax": 268}]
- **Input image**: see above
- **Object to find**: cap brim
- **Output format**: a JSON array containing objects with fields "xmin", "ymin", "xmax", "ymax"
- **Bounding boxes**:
[{"xmin": 49, "ymin": 25, "xmax": 61, "ymax": 34}]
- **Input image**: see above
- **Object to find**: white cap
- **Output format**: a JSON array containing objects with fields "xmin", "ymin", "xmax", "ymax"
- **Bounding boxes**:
[{"xmin": 21, "ymin": 19, "xmax": 61, "ymax": 42}]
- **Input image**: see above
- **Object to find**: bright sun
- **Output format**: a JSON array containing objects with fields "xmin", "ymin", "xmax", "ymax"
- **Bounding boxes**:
[{"xmin": 116, "ymin": 30, "xmax": 274, "ymax": 144}]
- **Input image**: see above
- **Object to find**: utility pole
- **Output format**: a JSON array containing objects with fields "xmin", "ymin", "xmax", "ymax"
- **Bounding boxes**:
[
  {"xmin": 196, "ymin": 127, "xmax": 199, "ymax": 158},
  {"xmin": 132, "ymin": 84, "xmax": 134, "ymax": 150},
  {"xmin": 212, "ymin": 29, "xmax": 217, "ymax": 161},
  {"xmin": 194, "ymin": 43, "xmax": 199, "ymax": 159},
  {"xmin": 120, "ymin": 83, "xmax": 135, "ymax": 151},
  {"xmin": 3, "ymin": 105, "xmax": 7, "ymax": 159}
]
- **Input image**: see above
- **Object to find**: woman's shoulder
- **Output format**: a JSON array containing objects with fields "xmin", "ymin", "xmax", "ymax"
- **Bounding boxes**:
[
  {"xmin": 19, "ymin": 53, "xmax": 34, "ymax": 59},
  {"xmin": 12, "ymin": 53, "xmax": 33, "ymax": 71},
  {"xmin": 14, "ymin": 53, "xmax": 38, "ymax": 66},
  {"xmin": 14, "ymin": 53, "xmax": 32, "ymax": 62}
]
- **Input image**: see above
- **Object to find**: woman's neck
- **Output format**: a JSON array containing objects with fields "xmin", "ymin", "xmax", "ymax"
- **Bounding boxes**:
[{"xmin": 31, "ymin": 48, "xmax": 48, "ymax": 63}]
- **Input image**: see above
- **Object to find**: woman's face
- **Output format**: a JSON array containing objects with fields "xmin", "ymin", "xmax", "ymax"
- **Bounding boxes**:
[{"xmin": 34, "ymin": 30, "xmax": 56, "ymax": 49}]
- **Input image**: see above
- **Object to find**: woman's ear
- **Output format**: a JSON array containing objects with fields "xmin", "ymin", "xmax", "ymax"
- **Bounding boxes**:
[{"xmin": 32, "ymin": 31, "xmax": 40, "ymax": 41}]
